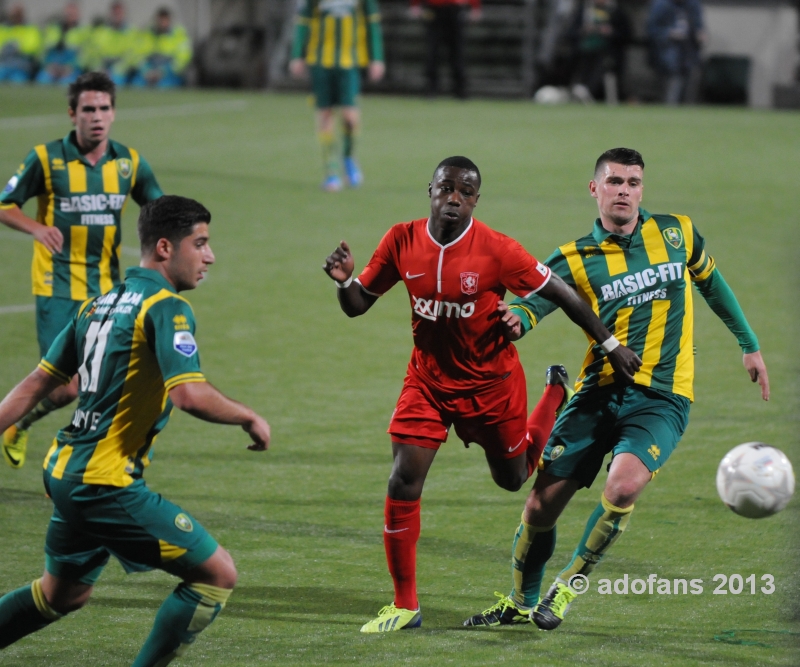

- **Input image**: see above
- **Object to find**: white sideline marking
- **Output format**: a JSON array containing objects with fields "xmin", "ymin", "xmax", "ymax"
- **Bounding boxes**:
[
  {"xmin": 0, "ymin": 304, "xmax": 34, "ymax": 315},
  {"xmin": 0, "ymin": 99, "xmax": 248, "ymax": 130}
]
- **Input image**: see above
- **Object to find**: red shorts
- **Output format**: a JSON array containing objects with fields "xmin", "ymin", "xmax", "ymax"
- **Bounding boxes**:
[{"xmin": 388, "ymin": 363, "xmax": 528, "ymax": 460}]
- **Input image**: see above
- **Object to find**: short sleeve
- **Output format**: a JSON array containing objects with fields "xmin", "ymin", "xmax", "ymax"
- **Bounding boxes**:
[
  {"xmin": 144, "ymin": 297, "xmax": 206, "ymax": 391},
  {"xmin": 131, "ymin": 154, "xmax": 164, "ymax": 206},
  {"xmin": 0, "ymin": 149, "xmax": 45, "ymax": 208},
  {"xmin": 356, "ymin": 227, "xmax": 402, "ymax": 296},
  {"xmin": 499, "ymin": 237, "xmax": 551, "ymax": 298},
  {"xmin": 39, "ymin": 317, "xmax": 79, "ymax": 384}
]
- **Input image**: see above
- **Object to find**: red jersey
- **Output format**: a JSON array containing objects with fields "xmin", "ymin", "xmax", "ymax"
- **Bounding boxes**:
[{"xmin": 357, "ymin": 217, "xmax": 551, "ymax": 393}]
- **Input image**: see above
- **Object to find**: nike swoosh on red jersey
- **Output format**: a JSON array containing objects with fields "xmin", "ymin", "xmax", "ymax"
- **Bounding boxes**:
[
  {"xmin": 507, "ymin": 437, "xmax": 525, "ymax": 453},
  {"xmin": 384, "ymin": 526, "xmax": 409, "ymax": 534},
  {"xmin": 405, "ymin": 272, "xmax": 425, "ymax": 279}
]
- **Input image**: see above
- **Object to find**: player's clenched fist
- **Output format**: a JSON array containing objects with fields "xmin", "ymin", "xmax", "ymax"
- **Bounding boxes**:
[
  {"xmin": 497, "ymin": 300, "xmax": 523, "ymax": 341},
  {"xmin": 323, "ymin": 240, "xmax": 355, "ymax": 283}
]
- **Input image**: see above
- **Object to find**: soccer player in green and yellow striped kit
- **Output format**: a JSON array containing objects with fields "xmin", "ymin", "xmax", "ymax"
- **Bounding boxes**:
[
  {"xmin": 0, "ymin": 71, "xmax": 163, "ymax": 469},
  {"xmin": 464, "ymin": 147, "xmax": 769, "ymax": 630},
  {"xmin": 289, "ymin": 0, "xmax": 385, "ymax": 191},
  {"xmin": 0, "ymin": 195, "xmax": 270, "ymax": 665}
]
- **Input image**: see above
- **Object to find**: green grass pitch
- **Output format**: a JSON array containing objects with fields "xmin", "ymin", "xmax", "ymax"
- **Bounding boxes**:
[{"xmin": 0, "ymin": 86, "xmax": 798, "ymax": 666}]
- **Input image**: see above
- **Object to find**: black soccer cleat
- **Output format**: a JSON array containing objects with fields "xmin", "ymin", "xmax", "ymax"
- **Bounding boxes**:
[
  {"xmin": 531, "ymin": 582, "xmax": 577, "ymax": 631},
  {"xmin": 463, "ymin": 593, "xmax": 532, "ymax": 627},
  {"xmin": 545, "ymin": 365, "xmax": 575, "ymax": 417}
]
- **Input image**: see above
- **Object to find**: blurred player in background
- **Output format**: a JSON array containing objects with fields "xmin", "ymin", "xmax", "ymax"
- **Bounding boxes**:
[
  {"xmin": 0, "ymin": 71, "xmax": 163, "ymax": 470},
  {"xmin": 131, "ymin": 7, "xmax": 192, "ymax": 88},
  {"xmin": 36, "ymin": 2, "xmax": 92, "ymax": 86},
  {"xmin": 465, "ymin": 147, "xmax": 769, "ymax": 630},
  {"xmin": 289, "ymin": 0, "xmax": 385, "ymax": 191},
  {"xmin": 323, "ymin": 156, "xmax": 641, "ymax": 632},
  {"xmin": 0, "ymin": 195, "xmax": 270, "ymax": 666}
]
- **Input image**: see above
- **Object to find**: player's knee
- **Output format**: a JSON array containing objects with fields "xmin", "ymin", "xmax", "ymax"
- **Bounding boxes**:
[
  {"xmin": 44, "ymin": 583, "xmax": 93, "ymax": 614},
  {"xmin": 387, "ymin": 471, "xmax": 423, "ymax": 501},
  {"xmin": 213, "ymin": 548, "xmax": 238, "ymax": 589},
  {"xmin": 495, "ymin": 471, "xmax": 526, "ymax": 493}
]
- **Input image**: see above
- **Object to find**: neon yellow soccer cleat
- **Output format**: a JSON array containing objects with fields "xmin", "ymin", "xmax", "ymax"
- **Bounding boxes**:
[
  {"xmin": 532, "ymin": 582, "xmax": 577, "ymax": 630},
  {"xmin": 3, "ymin": 425, "xmax": 28, "ymax": 469},
  {"xmin": 463, "ymin": 592, "xmax": 532, "ymax": 627},
  {"xmin": 360, "ymin": 603, "xmax": 422, "ymax": 633}
]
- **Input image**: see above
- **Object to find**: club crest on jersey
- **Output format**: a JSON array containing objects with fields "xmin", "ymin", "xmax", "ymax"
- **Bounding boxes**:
[
  {"xmin": 663, "ymin": 227, "xmax": 683, "ymax": 249},
  {"xmin": 116, "ymin": 158, "xmax": 132, "ymax": 179},
  {"xmin": 173, "ymin": 331, "xmax": 197, "ymax": 357},
  {"xmin": 174, "ymin": 513, "xmax": 194, "ymax": 532},
  {"xmin": 460, "ymin": 272, "xmax": 479, "ymax": 295}
]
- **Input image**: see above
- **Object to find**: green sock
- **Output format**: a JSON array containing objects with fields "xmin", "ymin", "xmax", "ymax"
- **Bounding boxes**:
[
  {"xmin": 17, "ymin": 397, "xmax": 59, "ymax": 430},
  {"xmin": 342, "ymin": 123, "xmax": 356, "ymax": 159},
  {"xmin": 509, "ymin": 516, "xmax": 556, "ymax": 609},
  {"xmin": 132, "ymin": 583, "xmax": 231, "ymax": 667},
  {"xmin": 0, "ymin": 579, "xmax": 63, "ymax": 648},
  {"xmin": 318, "ymin": 131, "xmax": 338, "ymax": 177},
  {"xmin": 558, "ymin": 494, "xmax": 633, "ymax": 583}
]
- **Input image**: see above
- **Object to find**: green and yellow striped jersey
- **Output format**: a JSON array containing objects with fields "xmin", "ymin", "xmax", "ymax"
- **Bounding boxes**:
[
  {"xmin": 39, "ymin": 267, "xmax": 205, "ymax": 487},
  {"xmin": 292, "ymin": 0, "xmax": 384, "ymax": 68},
  {"xmin": 0, "ymin": 131, "xmax": 163, "ymax": 301},
  {"xmin": 510, "ymin": 208, "xmax": 758, "ymax": 402}
]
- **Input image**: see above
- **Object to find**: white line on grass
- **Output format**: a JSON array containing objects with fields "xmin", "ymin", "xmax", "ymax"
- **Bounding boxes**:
[
  {"xmin": 0, "ymin": 304, "xmax": 34, "ymax": 315},
  {"xmin": 0, "ymin": 99, "xmax": 249, "ymax": 131}
]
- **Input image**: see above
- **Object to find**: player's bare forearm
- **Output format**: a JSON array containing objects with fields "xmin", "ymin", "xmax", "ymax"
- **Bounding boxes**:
[
  {"xmin": 743, "ymin": 350, "xmax": 770, "ymax": 401},
  {"xmin": 169, "ymin": 381, "xmax": 270, "ymax": 450},
  {"xmin": 323, "ymin": 240, "xmax": 377, "ymax": 317},
  {"xmin": 0, "ymin": 205, "xmax": 63, "ymax": 253},
  {"xmin": 0, "ymin": 368, "xmax": 64, "ymax": 433},
  {"xmin": 539, "ymin": 273, "xmax": 642, "ymax": 381}
]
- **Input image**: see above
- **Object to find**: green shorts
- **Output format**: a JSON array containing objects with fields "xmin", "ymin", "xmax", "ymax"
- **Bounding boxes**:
[
  {"xmin": 541, "ymin": 384, "xmax": 690, "ymax": 489},
  {"xmin": 310, "ymin": 65, "xmax": 360, "ymax": 108},
  {"xmin": 43, "ymin": 476, "xmax": 218, "ymax": 585},
  {"xmin": 36, "ymin": 295, "xmax": 83, "ymax": 358}
]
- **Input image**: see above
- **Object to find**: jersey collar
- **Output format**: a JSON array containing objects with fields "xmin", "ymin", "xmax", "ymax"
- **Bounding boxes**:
[
  {"xmin": 425, "ymin": 216, "xmax": 474, "ymax": 249},
  {"xmin": 591, "ymin": 207, "xmax": 651, "ymax": 249},
  {"xmin": 62, "ymin": 130, "xmax": 117, "ymax": 167},
  {"xmin": 124, "ymin": 266, "xmax": 178, "ymax": 294}
]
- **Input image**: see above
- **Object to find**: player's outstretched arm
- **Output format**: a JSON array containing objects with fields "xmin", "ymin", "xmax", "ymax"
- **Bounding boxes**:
[
  {"xmin": 0, "ymin": 205, "xmax": 64, "ymax": 253},
  {"xmin": 169, "ymin": 382, "xmax": 270, "ymax": 451},
  {"xmin": 323, "ymin": 240, "xmax": 378, "ymax": 317},
  {"xmin": 743, "ymin": 351, "xmax": 769, "ymax": 401},
  {"xmin": 0, "ymin": 368, "xmax": 65, "ymax": 433},
  {"xmin": 538, "ymin": 273, "xmax": 642, "ymax": 382}
]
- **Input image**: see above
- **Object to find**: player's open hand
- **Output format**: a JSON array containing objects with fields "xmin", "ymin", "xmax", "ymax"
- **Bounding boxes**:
[
  {"xmin": 323, "ymin": 240, "xmax": 355, "ymax": 283},
  {"xmin": 497, "ymin": 301, "xmax": 523, "ymax": 341},
  {"xmin": 743, "ymin": 350, "xmax": 769, "ymax": 401},
  {"xmin": 606, "ymin": 345, "xmax": 642, "ymax": 384},
  {"xmin": 244, "ymin": 414, "xmax": 271, "ymax": 451},
  {"xmin": 33, "ymin": 223, "xmax": 63, "ymax": 254}
]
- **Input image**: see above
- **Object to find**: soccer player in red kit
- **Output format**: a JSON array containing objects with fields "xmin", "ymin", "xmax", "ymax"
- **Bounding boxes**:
[{"xmin": 323, "ymin": 156, "xmax": 641, "ymax": 632}]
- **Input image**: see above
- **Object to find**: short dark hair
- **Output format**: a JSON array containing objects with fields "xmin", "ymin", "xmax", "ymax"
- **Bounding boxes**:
[
  {"xmin": 594, "ymin": 148, "xmax": 644, "ymax": 176},
  {"xmin": 68, "ymin": 71, "xmax": 116, "ymax": 111},
  {"xmin": 138, "ymin": 195, "xmax": 211, "ymax": 253},
  {"xmin": 434, "ymin": 156, "xmax": 481, "ymax": 187}
]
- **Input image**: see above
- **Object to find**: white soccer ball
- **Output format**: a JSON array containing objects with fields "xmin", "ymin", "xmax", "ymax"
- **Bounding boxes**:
[{"xmin": 716, "ymin": 443, "xmax": 795, "ymax": 519}]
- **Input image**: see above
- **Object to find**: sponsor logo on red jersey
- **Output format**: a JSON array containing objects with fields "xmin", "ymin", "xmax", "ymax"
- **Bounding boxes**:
[{"xmin": 460, "ymin": 272, "xmax": 479, "ymax": 295}]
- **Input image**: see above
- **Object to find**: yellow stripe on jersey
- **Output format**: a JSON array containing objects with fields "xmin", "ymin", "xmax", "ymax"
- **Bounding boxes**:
[
  {"xmin": 67, "ymin": 160, "xmax": 87, "ymax": 192},
  {"xmin": 356, "ymin": 11, "xmax": 369, "ymax": 66},
  {"xmin": 340, "ymin": 15, "xmax": 354, "ymax": 67},
  {"xmin": 688, "ymin": 249, "xmax": 707, "ymax": 272},
  {"xmin": 51, "ymin": 444, "xmax": 74, "ymax": 480},
  {"xmin": 672, "ymin": 269, "xmax": 695, "ymax": 401},
  {"xmin": 306, "ymin": 11, "xmax": 321, "ymax": 65},
  {"xmin": 600, "ymin": 238, "xmax": 627, "ymax": 276},
  {"xmin": 164, "ymin": 372, "xmax": 206, "ymax": 391},
  {"xmin": 674, "ymin": 214, "xmax": 694, "ymax": 260},
  {"xmin": 321, "ymin": 15, "xmax": 337, "ymax": 67},
  {"xmin": 122, "ymin": 148, "xmax": 140, "ymax": 216},
  {"xmin": 509, "ymin": 303, "xmax": 538, "ymax": 328},
  {"xmin": 633, "ymin": 300, "xmax": 671, "ymax": 386},
  {"xmin": 38, "ymin": 359, "xmax": 72, "ymax": 384},
  {"xmin": 598, "ymin": 306, "xmax": 633, "ymax": 386},
  {"xmin": 692, "ymin": 256, "xmax": 716, "ymax": 282},
  {"xmin": 69, "ymin": 226, "xmax": 89, "ymax": 301},
  {"xmin": 159, "ymin": 540, "xmax": 188, "ymax": 562},
  {"xmin": 102, "ymin": 160, "xmax": 120, "ymax": 193},
  {"xmin": 641, "ymin": 217, "xmax": 670, "ymax": 265},
  {"xmin": 33, "ymin": 145, "xmax": 54, "ymax": 297},
  {"xmin": 83, "ymin": 289, "xmax": 192, "ymax": 486},
  {"xmin": 98, "ymin": 225, "xmax": 116, "ymax": 294}
]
